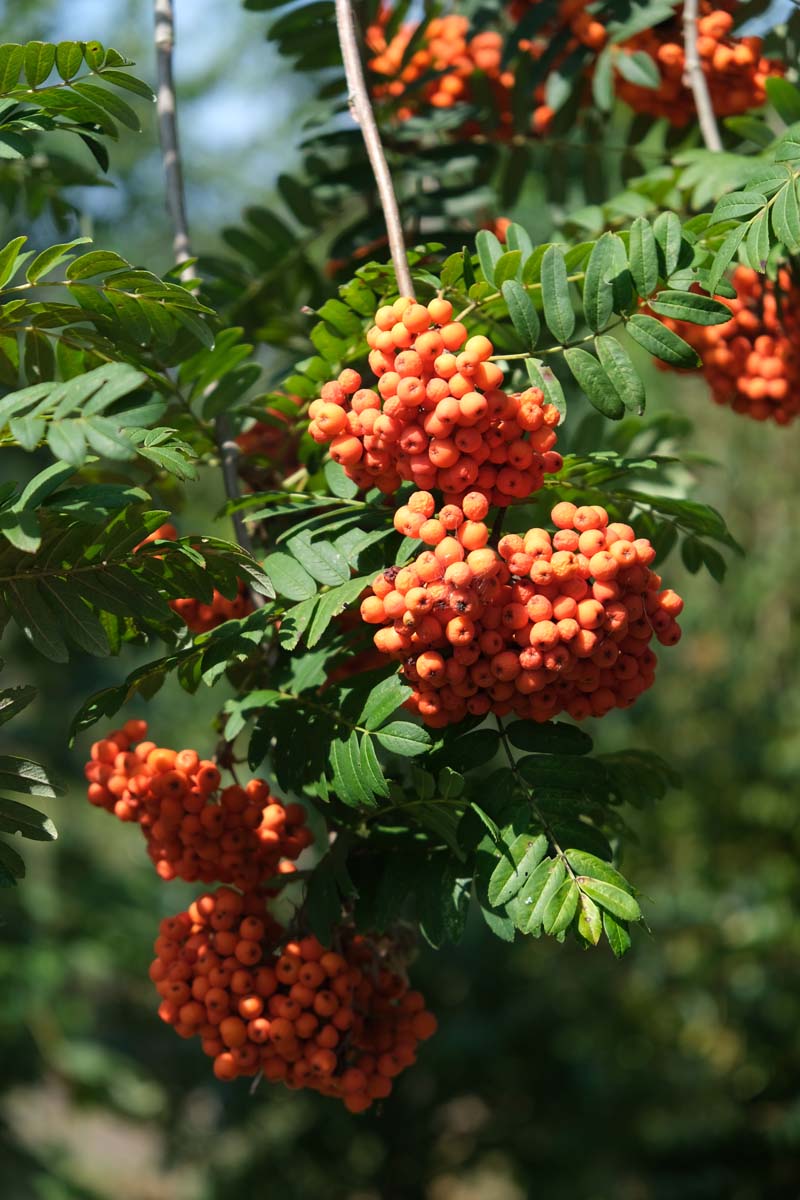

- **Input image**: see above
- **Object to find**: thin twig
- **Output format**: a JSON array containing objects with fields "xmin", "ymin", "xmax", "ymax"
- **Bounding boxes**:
[
  {"xmin": 153, "ymin": 0, "xmax": 261, "ymax": 570},
  {"xmin": 682, "ymin": 0, "xmax": 723, "ymax": 152},
  {"xmin": 334, "ymin": 0, "xmax": 414, "ymax": 298},
  {"xmin": 217, "ymin": 429, "xmax": 260, "ymax": 558},
  {"xmin": 154, "ymin": 0, "xmax": 196, "ymax": 280}
]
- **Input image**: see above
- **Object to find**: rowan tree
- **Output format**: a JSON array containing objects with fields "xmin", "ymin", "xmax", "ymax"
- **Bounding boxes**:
[{"xmin": 1, "ymin": 0, "xmax": 798, "ymax": 1112}]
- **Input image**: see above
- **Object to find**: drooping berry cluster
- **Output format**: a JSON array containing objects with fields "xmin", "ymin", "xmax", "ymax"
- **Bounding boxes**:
[
  {"xmin": 133, "ymin": 523, "xmax": 254, "ymax": 633},
  {"xmin": 323, "ymin": 607, "xmax": 387, "ymax": 689},
  {"xmin": 366, "ymin": 6, "xmax": 602, "ymax": 138},
  {"xmin": 361, "ymin": 495, "xmax": 683, "ymax": 728},
  {"xmin": 509, "ymin": 0, "xmax": 607, "ymax": 50},
  {"xmin": 613, "ymin": 5, "xmax": 780, "ymax": 126},
  {"xmin": 514, "ymin": 0, "xmax": 609, "ymax": 136},
  {"xmin": 84, "ymin": 721, "xmax": 312, "ymax": 887},
  {"xmin": 309, "ymin": 296, "xmax": 561, "ymax": 504},
  {"xmin": 366, "ymin": 7, "xmax": 589, "ymax": 139},
  {"xmin": 516, "ymin": 1, "xmax": 780, "ymax": 126},
  {"xmin": 368, "ymin": 1, "xmax": 781, "ymax": 141},
  {"xmin": 170, "ymin": 583, "xmax": 254, "ymax": 634},
  {"xmin": 235, "ymin": 393, "xmax": 303, "ymax": 486},
  {"xmin": 367, "ymin": 14, "xmax": 512, "ymax": 126},
  {"xmin": 150, "ymin": 887, "xmax": 437, "ymax": 1111},
  {"xmin": 655, "ymin": 266, "xmax": 800, "ymax": 425}
]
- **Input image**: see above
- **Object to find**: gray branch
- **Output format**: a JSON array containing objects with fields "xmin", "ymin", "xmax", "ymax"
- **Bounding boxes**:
[
  {"xmin": 334, "ymin": 0, "xmax": 415, "ymax": 297},
  {"xmin": 682, "ymin": 0, "xmax": 723, "ymax": 152},
  {"xmin": 153, "ymin": 0, "xmax": 261, "ymax": 574}
]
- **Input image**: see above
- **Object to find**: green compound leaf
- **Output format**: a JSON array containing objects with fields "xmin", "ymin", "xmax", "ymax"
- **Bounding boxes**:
[
  {"xmin": 628, "ymin": 216, "xmax": 659, "ymax": 298},
  {"xmin": 501, "ymin": 279, "xmax": 540, "ymax": 349},
  {"xmin": 626, "ymin": 314, "xmax": 700, "ymax": 368},
  {"xmin": 648, "ymin": 290, "xmax": 732, "ymax": 326},
  {"xmin": 510, "ymin": 856, "xmax": 565, "ymax": 936},
  {"xmin": 579, "ymin": 878, "xmax": 642, "ymax": 922},
  {"xmin": 594, "ymin": 334, "xmax": 646, "ymax": 414},
  {"xmin": 262, "ymin": 551, "xmax": 317, "ymax": 601},
  {"xmin": 487, "ymin": 832, "xmax": 548, "ymax": 907},
  {"xmin": 375, "ymin": 721, "xmax": 431, "ymax": 758},
  {"xmin": 564, "ymin": 346, "xmax": 625, "ymax": 419},
  {"xmin": 582, "ymin": 233, "xmax": 616, "ymax": 332},
  {"xmin": 540, "ymin": 244, "xmax": 575, "ymax": 344},
  {"xmin": 543, "ymin": 878, "xmax": 579, "ymax": 936}
]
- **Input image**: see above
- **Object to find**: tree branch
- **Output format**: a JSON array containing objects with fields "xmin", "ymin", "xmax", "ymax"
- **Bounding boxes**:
[
  {"xmin": 154, "ymin": 0, "xmax": 196, "ymax": 279},
  {"xmin": 153, "ymin": 0, "xmax": 261, "ymax": 572},
  {"xmin": 682, "ymin": 0, "xmax": 723, "ymax": 153},
  {"xmin": 334, "ymin": 0, "xmax": 414, "ymax": 298}
]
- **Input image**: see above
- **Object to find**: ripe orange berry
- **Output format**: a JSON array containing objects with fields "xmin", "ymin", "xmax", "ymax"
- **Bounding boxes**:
[{"xmin": 427, "ymin": 297, "xmax": 452, "ymax": 324}]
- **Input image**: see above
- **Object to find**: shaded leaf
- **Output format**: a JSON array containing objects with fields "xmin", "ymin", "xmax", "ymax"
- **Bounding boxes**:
[
  {"xmin": 603, "ymin": 910, "xmax": 632, "ymax": 957},
  {"xmin": 0, "ymin": 795, "xmax": 57, "ymax": 841},
  {"xmin": 375, "ymin": 721, "xmax": 431, "ymax": 757},
  {"xmin": 504, "ymin": 720, "xmax": 592, "ymax": 756}
]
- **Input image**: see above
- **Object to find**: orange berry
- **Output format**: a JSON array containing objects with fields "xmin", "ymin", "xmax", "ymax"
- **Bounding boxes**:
[{"xmin": 427, "ymin": 297, "xmax": 453, "ymax": 325}]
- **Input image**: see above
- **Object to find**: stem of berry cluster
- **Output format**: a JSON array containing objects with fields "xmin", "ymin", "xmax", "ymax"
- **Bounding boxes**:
[
  {"xmin": 334, "ymin": 0, "xmax": 415, "ymax": 299},
  {"xmin": 682, "ymin": 0, "xmax": 723, "ymax": 152},
  {"xmin": 153, "ymin": 0, "xmax": 261, "ymax": 572}
]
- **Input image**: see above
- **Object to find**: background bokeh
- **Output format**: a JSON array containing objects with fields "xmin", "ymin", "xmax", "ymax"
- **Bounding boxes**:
[{"xmin": 2, "ymin": 2, "xmax": 800, "ymax": 1198}]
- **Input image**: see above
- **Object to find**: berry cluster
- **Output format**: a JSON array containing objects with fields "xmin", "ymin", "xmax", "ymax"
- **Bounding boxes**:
[
  {"xmin": 514, "ymin": 0, "xmax": 610, "ymax": 136},
  {"xmin": 367, "ymin": 2, "xmax": 781, "ymax": 142},
  {"xmin": 555, "ymin": 0, "xmax": 608, "ymax": 52},
  {"xmin": 367, "ymin": 9, "xmax": 570, "ymax": 138},
  {"xmin": 134, "ymin": 524, "xmax": 254, "ymax": 633},
  {"xmin": 151, "ymin": 888, "xmax": 437, "ymax": 1111},
  {"xmin": 613, "ymin": 5, "xmax": 781, "ymax": 125},
  {"xmin": 309, "ymin": 296, "xmax": 562, "ymax": 504},
  {"xmin": 171, "ymin": 583, "xmax": 254, "ymax": 634},
  {"xmin": 323, "ymin": 606, "xmax": 387, "ymax": 688},
  {"xmin": 85, "ymin": 724, "xmax": 438, "ymax": 1106},
  {"xmin": 368, "ymin": 14, "xmax": 511, "ymax": 124},
  {"xmin": 360, "ymin": 495, "xmax": 683, "ymax": 728},
  {"xmin": 510, "ymin": 0, "xmax": 607, "ymax": 51},
  {"xmin": 84, "ymin": 721, "xmax": 313, "ymax": 887},
  {"xmin": 656, "ymin": 266, "xmax": 800, "ymax": 425},
  {"xmin": 235, "ymin": 393, "xmax": 303, "ymax": 486}
]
